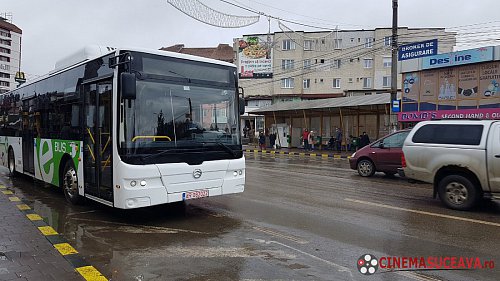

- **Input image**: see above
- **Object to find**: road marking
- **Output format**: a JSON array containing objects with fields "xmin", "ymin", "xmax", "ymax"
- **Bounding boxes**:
[
  {"xmin": 8, "ymin": 196, "xmax": 20, "ymax": 202},
  {"xmin": 334, "ymin": 155, "xmax": 341, "ymax": 158},
  {"xmin": 76, "ymin": 266, "xmax": 108, "ymax": 281},
  {"xmin": 322, "ymin": 154, "xmax": 329, "ymax": 158},
  {"xmin": 2, "ymin": 190, "xmax": 13, "ymax": 195},
  {"xmin": 54, "ymin": 243, "xmax": 79, "ymax": 256},
  {"xmin": 345, "ymin": 198, "xmax": 500, "ymax": 227},
  {"xmin": 254, "ymin": 239, "xmax": 354, "ymax": 279},
  {"xmin": 397, "ymin": 271, "xmax": 444, "ymax": 281},
  {"xmin": 16, "ymin": 204, "xmax": 31, "ymax": 210},
  {"xmin": 0, "ymin": 184, "xmax": 5, "ymax": 188},
  {"xmin": 253, "ymin": 226, "xmax": 308, "ymax": 244},
  {"xmin": 26, "ymin": 214, "xmax": 43, "ymax": 221},
  {"xmin": 38, "ymin": 226, "xmax": 58, "ymax": 236}
]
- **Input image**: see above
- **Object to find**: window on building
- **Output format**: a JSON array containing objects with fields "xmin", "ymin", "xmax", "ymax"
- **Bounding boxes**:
[
  {"xmin": 383, "ymin": 57, "xmax": 392, "ymax": 68},
  {"xmin": 0, "ymin": 72, "xmax": 9, "ymax": 79},
  {"xmin": 333, "ymin": 78, "xmax": 341, "ymax": 89},
  {"xmin": 281, "ymin": 78, "xmax": 294, "ymax": 88},
  {"xmin": 282, "ymin": 39, "xmax": 296, "ymax": 50},
  {"xmin": 303, "ymin": 79, "xmax": 311, "ymax": 89},
  {"xmin": 363, "ymin": 77, "xmax": 372, "ymax": 88},
  {"xmin": 334, "ymin": 39, "xmax": 342, "ymax": 49},
  {"xmin": 350, "ymin": 38, "xmax": 354, "ymax": 42},
  {"xmin": 348, "ymin": 78, "xmax": 353, "ymax": 83},
  {"xmin": 304, "ymin": 40, "xmax": 314, "ymax": 51},
  {"xmin": 363, "ymin": 58, "xmax": 373, "ymax": 68},
  {"xmin": 320, "ymin": 78, "xmax": 324, "ymax": 83},
  {"xmin": 0, "ymin": 64, "xmax": 9, "ymax": 71},
  {"xmin": 303, "ymin": 59, "xmax": 311, "ymax": 69},
  {"xmin": 281, "ymin": 59, "xmax": 295, "ymax": 70},
  {"xmin": 0, "ymin": 47, "xmax": 9, "ymax": 54},
  {"xmin": 332, "ymin": 59, "xmax": 341, "ymax": 69},
  {"xmin": 384, "ymin": 36, "xmax": 392, "ymax": 47},
  {"xmin": 365, "ymin": 37, "xmax": 373, "ymax": 48},
  {"xmin": 0, "ymin": 81, "xmax": 9, "ymax": 87},
  {"xmin": 383, "ymin": 76, "xmax": 391, "ymax": 88},
  {"xmin": 0, "ymin": 29, "xmax": 11, "ymax": 38},
  {"xmin": 365, "ymin": 92, "xmax": 372, "ymax": 95},
  {"xmin": 321, "ymin": 39, "xmax": 326, "ymax": 44},
  {"xmin": 0, "ymin": 39, "xmax": 11, "ymax": 46},
  {"xmin": 0, "ymin": 56, "xmax": 10, "ymax": 62}
]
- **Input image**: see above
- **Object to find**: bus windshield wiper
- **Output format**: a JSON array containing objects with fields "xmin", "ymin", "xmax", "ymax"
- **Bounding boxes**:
[
  {"xmin": 141, "ymin": 148, "xmax": 201, "ymax": 162},
  {"xmin": 212, "ymin": 142, "xmax": 237, "ymax": 157}
]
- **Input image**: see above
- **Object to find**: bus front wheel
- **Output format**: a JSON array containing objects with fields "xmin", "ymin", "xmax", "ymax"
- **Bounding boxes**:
[{"xmin": 62, "ymin": 161, "xmax": 82, "ymax": 205}]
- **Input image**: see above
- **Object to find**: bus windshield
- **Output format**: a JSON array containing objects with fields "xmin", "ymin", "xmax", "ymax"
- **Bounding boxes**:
[{"xmin": 120, "ymin": 77, "xmax": 241, "ymax": 164}]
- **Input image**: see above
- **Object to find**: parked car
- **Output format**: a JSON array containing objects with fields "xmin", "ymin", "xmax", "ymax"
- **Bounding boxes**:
[
  {"xmin": 349, "ymin": 130, "xmax": 411, "ymax": 177},
  {"xmin": 400, "ymin": 120, "xmax": 500, "ymax": 210}
]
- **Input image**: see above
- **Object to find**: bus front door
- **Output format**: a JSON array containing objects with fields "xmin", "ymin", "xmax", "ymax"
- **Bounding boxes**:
[{"xmin": 83, "ymin": 81, "xmax": 113, "ymax": 204}]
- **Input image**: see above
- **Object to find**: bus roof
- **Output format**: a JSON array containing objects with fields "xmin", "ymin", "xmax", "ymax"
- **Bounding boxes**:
[{"xmin": 5, "ymin": 46, "xmax": 237, "ymax": 94}]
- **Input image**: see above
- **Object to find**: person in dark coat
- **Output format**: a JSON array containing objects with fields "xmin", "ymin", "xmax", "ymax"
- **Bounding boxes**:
[{"xmin": 360, "ymin": 131, "xmax": 371, "ymax": 148}]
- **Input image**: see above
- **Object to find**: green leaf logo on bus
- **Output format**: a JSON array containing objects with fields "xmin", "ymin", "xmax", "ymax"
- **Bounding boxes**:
[{"xmin": 34, "ymin": 138, "xmax": 81, "ymax": 186}]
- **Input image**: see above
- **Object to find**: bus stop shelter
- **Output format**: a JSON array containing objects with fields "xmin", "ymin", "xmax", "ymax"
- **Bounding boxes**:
[{"xmin": 250, "ymin": 93, "xmax": 392, "ymax": 149}]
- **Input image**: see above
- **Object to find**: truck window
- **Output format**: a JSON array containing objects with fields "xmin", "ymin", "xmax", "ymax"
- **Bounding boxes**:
[{"xmin": 412, "ymin": 124, "xmax": 483, "ymax": 145}]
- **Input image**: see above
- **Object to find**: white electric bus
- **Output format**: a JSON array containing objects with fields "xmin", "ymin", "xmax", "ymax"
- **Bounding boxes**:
[{"xmin": 0, "ymin": 46, "xmax": 245, "ymax": 209}]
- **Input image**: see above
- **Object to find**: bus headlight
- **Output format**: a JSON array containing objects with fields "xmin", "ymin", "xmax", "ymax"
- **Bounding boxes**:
[
  {"xmin": 140, "ymin": 180, "xmax": 147, "ymax": 187},
  {"xmin": 233, "ymin": 171, "xmax": 238, "ymax": 177},
  {"xmin": 130, "ymin": 180, "xmax": 137, "ymax": 187}
]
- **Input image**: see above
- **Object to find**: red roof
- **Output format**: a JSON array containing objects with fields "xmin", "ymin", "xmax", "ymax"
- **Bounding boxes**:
[{"xmin": 160, "ymin": 44, "xmax": 234, "ymax": 63}]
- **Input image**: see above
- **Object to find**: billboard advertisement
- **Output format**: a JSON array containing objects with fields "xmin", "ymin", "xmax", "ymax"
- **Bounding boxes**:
[
  {"xmin": 237, "ymin": 36, "xmax": 273, "ymax": 79},
  {"xmin": 398, "ymin": 39, "xmax": 438, "ymax": 61},
  {"xmin": 402, "ymin": 72, "xmax": 419, "ymax": 102},
  {"xmin": 422, "ymin": 46, "xmax": 493, "ymax": 70}
]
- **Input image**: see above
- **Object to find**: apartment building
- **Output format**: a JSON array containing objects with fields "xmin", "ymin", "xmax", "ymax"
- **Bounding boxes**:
[
  {"xmin": 235, "ymin": 27, "xmax": 456, "ymax": 104},
  {"xmin": 0, "ymin": 13, "xmax": 22, "ymax": 94}
]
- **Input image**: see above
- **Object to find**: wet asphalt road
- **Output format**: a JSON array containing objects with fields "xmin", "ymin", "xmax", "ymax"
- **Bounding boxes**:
[{"xmin": 3, "ymin": 153, "xmax": 500, "ymax": 281}]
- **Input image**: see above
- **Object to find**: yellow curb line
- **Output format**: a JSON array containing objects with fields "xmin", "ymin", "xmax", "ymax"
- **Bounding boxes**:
[
  {"xmin": 54, "ymin": 243, "xmax": 79, "ymax": 256},
  {"xmin": 9, "ymin": 196, "xmax": 21, "ymax": 202},
  {"xmin": 26, "ymin": 214, "xmax": 43, "ymax": 221},
  {"xmin": 38, "ymin": 226, "xmax": 58, "ymax": 236},
  {"xmin": 76, "ymin": 266, "xmax": 108, "ymax": 281}
]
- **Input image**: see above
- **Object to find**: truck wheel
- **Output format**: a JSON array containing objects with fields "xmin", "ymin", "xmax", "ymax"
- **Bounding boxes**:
[
  {"xmin": 357, "ymin": 159, "xmax": 375, "ymax": 177},
  {"xmin": 8, "ymin": 148, "xmax": 17, "ymax": 177},
  {"xmin": 438, "ymin": 175, "xmax": 481, "ymax": 211},
  {"xmin": 62, "ymin": 160, "xmax": 82, "ymax": 205}
]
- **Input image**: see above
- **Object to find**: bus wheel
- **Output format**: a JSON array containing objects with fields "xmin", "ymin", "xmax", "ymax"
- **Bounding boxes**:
[
  {"xmin": 62, "ymin": 161, "xmax": 82, "ymax": 205},
  {"xmin": 8, "ymin": 148, "xmax": 17, "ymax": 177}
]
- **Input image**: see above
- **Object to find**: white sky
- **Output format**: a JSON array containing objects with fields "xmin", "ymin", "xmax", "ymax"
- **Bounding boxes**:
[{"xmin": 2, "ymin": 0, "xmax": 500, "ymax": 78}]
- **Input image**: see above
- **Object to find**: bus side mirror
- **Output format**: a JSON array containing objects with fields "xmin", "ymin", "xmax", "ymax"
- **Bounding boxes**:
[
  {"xmin": 239, "ymin": 97, "xmax": 245, "ymax": 115},
  {"xmin": 121, "ymin": 72, "xmax": 136, "ymax": 100}
]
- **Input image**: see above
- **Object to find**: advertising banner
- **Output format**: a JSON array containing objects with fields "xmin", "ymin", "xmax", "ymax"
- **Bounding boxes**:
[
  {"xmin": 478, "ymin": 61, "xmax": 500, "ymax": 99},
  {"xmin": 398, "ymin": 108, "xmax": 500, "ymax": 122},
  {"xmin": 398, "ymin": 39, "xmax": 438, "ymax": 61},
  {"xmin": 238, "ymin": 36, "xmax": 273, "ymax": 79},
  {"xmin": 420, "ymin": 70, "xmax": 439, "ymax": 102},
  {"xmin": 402, "ymin": 72, "xmax": 419, "ymax": 102},
  {"xmin": 422, "ymin": 46, "xmax": 493, "ymax": 70},
  {"xmin": 438, "ymin": 68, "xmax": 457, "ymax": 101},
  {"xmin": 458, "ymin": 65, "xmax": 479, "ymax": 100}
]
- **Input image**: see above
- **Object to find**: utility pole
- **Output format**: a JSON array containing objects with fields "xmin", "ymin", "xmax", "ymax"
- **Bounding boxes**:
[{"xmin": 391, "ymin": 0, "xmax": 398, "ymax": 132}]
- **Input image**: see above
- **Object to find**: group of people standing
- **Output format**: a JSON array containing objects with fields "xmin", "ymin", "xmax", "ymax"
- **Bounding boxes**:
[{"xmin": 303, "ymin": 128, "xmax": 371, "ymax": 152}]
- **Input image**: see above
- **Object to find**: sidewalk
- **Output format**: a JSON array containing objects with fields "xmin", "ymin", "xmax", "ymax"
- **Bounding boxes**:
[
  {"xmin": 243, "ymin": 145, "xmax": 354, "ymax": 159},
  {"xmin": 0, "ymin": 173, "xmax": 105, "ymax": 281}
]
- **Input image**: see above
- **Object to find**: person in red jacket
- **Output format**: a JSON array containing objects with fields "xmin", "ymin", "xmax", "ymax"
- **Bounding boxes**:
[{"xmin": 302, "ymin": 129, "xmax": 309, "ymax": 150}]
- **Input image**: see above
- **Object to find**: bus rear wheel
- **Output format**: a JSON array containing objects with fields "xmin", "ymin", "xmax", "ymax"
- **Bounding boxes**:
[
  {"xmin": 62, "ymin": 161, "xmax": 82, "ymax": 205},
  {"xmin": 8, "ymin": 148, "xmax": 17, "ymax": 177}
]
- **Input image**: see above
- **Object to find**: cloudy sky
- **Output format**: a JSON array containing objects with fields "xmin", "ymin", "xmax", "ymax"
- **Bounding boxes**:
[{"xmin": 3, "ymin": 0, "xmax": 500, "ymax": 78}]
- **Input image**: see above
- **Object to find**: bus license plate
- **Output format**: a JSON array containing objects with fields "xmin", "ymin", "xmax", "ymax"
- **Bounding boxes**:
[{"xmin": 183, "ymin": 190, "xmax": 209, "ymax": 200}]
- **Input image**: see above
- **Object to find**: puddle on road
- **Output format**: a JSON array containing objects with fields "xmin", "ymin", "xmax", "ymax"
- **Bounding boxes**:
[{"xmin": 3, "ymin": 171, "xmax": 335, "ymax": 281}]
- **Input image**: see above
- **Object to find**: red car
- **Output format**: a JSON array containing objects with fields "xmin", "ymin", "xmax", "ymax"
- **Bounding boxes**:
[{"xmin": 349, "ymin": 130, "xmax": 411, "ymax": 177}]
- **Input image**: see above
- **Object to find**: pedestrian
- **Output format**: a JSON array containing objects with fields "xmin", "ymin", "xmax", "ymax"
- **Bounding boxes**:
[
  {"xmin": 302, "ymin": 129, "xmax": 309, "ymax": 150},
  {"xmin": 258, "ymin": 131, "xmax": 266, "ymax": 150},
  {"xmin": 308, "ymin": 130, "xmax": 315, "ymax": 151},
  {"xmin": 360, "ymin": 131, "xmax": 370, "ymax": 148},
  {"xmin": 335, "ymin": 127, "xmax": 343, "ymax": 152},
  {"xmin": 327, "ymin": 136, "xmax": 335, "ymax": 150},
  {"xmin": 269, "ymin": 132, "xmax": 276, "ymax": 149}
]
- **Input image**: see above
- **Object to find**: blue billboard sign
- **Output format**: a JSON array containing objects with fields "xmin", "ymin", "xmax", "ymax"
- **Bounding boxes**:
[
  {"xmin": 398, "ymin": 39, "xmax": 438, "ymax": 61},
  {"xmin": 421, "ymin": 46, "xmax": 494, "ymax": 70}
]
